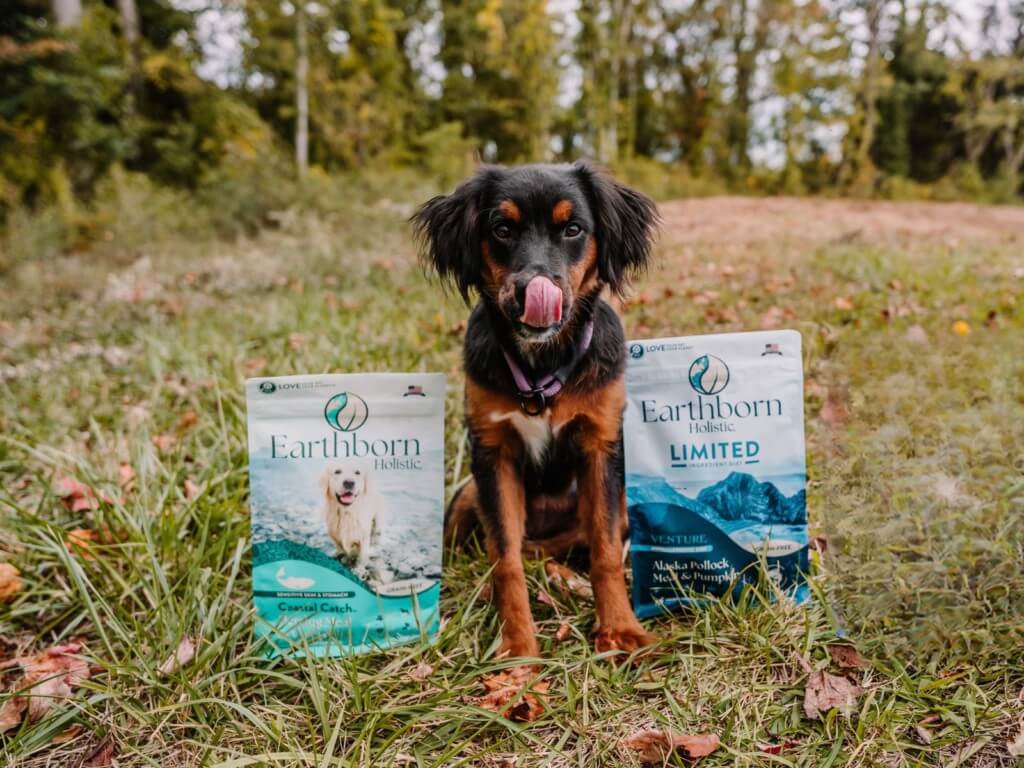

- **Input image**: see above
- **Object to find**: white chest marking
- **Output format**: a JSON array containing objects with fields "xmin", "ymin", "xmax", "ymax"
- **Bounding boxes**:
[{"xmin": 490, "ymin": 410, "xmax": 562, "ymax": 463}]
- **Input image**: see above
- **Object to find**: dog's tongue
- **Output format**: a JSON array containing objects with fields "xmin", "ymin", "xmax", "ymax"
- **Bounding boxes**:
[
  {"xmin": 340, "ymin": 492, "xmax": 355, "ymax": 504},
  {"xmin": 521, "ymin": 276, "xmax": 563, "ymax": 328}
]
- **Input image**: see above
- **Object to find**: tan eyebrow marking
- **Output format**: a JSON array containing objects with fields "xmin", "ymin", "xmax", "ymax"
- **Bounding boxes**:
[
  {"xmin": 498, "ymin": 200, "xmax": 521, "ymax": 222},
  {"xmin": 552, "ymin": 199, "xmax": 574, "ymax": 224}
]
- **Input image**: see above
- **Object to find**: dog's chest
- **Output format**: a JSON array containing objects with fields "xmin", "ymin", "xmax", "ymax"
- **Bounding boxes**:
[{"xmin": 489, "ymin": 409, "xmax": 565, "ymax": 463}]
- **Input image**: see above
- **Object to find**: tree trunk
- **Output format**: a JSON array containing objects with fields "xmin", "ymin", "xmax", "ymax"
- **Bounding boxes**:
[
  {"xmin": 52, "ymin": 0, "xmax": 82, "ymax": 28},
  {"xmin": 295, "ymin": 3, "xmax": 310, "ymax": 177},
  {"xmin": 118, "ymin": 0, "xmax": 143, "ymax": 99},
  {"xmin": 845, "ymin": 0, "xmax": 882, "ymax": 189}
]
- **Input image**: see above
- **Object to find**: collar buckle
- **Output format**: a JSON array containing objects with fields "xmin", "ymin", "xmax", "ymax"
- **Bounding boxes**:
[{"xmin": 518, "ymin": 388, "xmax": 547, "ymax": 415}]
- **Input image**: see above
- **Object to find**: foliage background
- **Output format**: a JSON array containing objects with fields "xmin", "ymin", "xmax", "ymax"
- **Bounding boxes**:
[{"xmin": 2, "ymin": 0, "xmax": 1023, "ymax": 264}]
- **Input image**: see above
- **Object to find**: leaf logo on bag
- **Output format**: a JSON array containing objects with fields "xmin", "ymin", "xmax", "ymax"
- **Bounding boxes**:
[
  {"xmin": 688, "ymin": 354, "xmax": 730, "ymax": 396},
  {"xmin": 324, "ymin": 392, "xmax": 369, "ymax": 432}
]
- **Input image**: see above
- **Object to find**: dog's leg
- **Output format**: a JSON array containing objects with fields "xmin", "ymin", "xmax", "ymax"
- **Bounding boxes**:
[
  {"xmin": 445, "ymin": 479, "xmax": 482, "ymax": 549},
  {"xmin": 476, "ymin": 455, "xmax": 538, "ymax": 659},
  {"xmin": 579, "ymin": 443, "xmax": 656, "ymax": 655}
]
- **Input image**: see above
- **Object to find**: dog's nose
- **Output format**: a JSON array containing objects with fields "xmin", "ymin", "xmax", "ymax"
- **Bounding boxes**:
[{"xmin": 342, "ymin": 480, "xmax": 356, "ymax": 490}]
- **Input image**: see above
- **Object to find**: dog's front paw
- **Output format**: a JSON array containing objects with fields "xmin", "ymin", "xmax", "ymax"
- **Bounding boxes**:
[
  {"xmin": 594, "ymin": 625, "xmax": 658, "ymax": 656},
  {"xmin": 497, "ymin": 634, "xmax": 541, "ymax": 660}
]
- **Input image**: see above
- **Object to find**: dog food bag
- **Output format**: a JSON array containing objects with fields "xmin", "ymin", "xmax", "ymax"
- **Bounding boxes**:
[
  {"xmin": 623, "ymin": 331, "xmax": 808, "ymax": 618},
  {"xmin": 245, "ymin": 373, "xmax": 446, "ymax": 657}
]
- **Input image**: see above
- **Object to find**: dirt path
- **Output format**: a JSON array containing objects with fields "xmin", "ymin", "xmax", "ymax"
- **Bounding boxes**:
[{"xmin": 658, "ymin": 196, "xmax": 1023, "ymax": 250}]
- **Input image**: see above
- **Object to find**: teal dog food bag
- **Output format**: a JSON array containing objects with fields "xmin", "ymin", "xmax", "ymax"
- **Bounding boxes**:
[
  {"xmin": 624, "ymin": 331, "xmax": 808, "ymax": 618},
  {"xmin": 245, "ymin": 373, "xmax": 445, "ymax": 657}
]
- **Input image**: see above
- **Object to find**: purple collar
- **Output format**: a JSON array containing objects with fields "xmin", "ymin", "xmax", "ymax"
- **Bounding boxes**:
[{"xmin": 502, "ymin": 320, "xmax": 595, "ymax": 415}]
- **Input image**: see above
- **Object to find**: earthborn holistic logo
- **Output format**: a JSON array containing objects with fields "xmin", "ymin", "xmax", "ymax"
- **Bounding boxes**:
[
  {"xmin": 324, "ymin": 392, "xmax": 369, "ymax": 432},
  {"xmin": 688, "ymin": 354, "xmax": 730, "ymax": 396},
  {"xmin": 629, "ymin": 343, "xmax": 645, "ymax": 360},
  {"xmin": 259, "ymin": 381, "xmax": 277, "ymax": 394}
]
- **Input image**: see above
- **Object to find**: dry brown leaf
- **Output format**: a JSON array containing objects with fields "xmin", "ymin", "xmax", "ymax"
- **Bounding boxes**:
[
  {"xmin": 827, "ymin": 644, "xmax": 867, "ymax": 670},
  {"xmin": 51, "ymin": 723, "xmax": 84, "ymax": 743},
  {"xmin": 536, "ymin": 589, "xmax": 555, "ymax": 607},
  {"xmin": 478, "ymin": 582, "xmax": 493, "ymax": 602},
  {"xmin": 803, "ymin": 669, "xmax": 862, "ymax": 719},
  {"xmin": 175, "ymin": 409, "xmax": 199, "ymax": 436},
  {"xmin": 0, "ymin": 643, "xmax": 90, "ymax": 729},
  {"xmin": 152, "ymin": 434, "xmax": 178, "ymax": 452},
  {"xmin": 469, "ymin": 666, "xmax": 549, "ymax": 722},
  {"xmin": 158, "ymin": 636, "xmax": 196, "ymax": 676},
  {"xmin": 183, "ymin": 478, "xmax": 201, "ymax": 500},
  {"xmin": 408, "ymin": 661, "xmax": 433, "ymax": 681},
  {"xmin": 544, "ymin": 562, "xmax": 593, "ymax": 599},
  {"xmin": 118, "ymin": 463, "xmax": 136, "ymax": 489},
  {"xmin": 243, "ymin": 356, "xmax": 268, "ymax": 375},
  {"xmin": 0, "ymin": 697, "xmax": 26, "ymax": 733},
  {"xmin": 914, "ymin": 725, "xmax": 933, "ymax": 745},
  {"xmin": 83, "ymin": 735, "xmax": 117, "ymax": 767},
  {"xmin": 620, "ymin": 729, "xmax": 720, "ymax": 764},
  {"xmin": 819, "ymin": 395, "xmax": 849, "ymax": 427},
  {"xmin": 834, "ymin": 296, "xmax": 855, "ymax": 311},
  {"xmin": 66, "ymin": 529, "xmax": 98, "ymax": 559},
  {"xmin": 554, "ymin": 622, "xmax": 572, "ymax": 642},
  {"xmin": 0, "ymin": 563, "xmax": 23, "ymax": 602},
  {"xmin": 56, "ymin": 476, "xmax": 100, "ymax": 512}
]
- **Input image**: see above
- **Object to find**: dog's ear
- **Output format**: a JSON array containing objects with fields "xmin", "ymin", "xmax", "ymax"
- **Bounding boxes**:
[
  {"xmin": 411, "ymin": 168, "xmax": 497, "ymax": 302},
  {"xmin": 573, "ymin": 160, "xmax": 659, "ymax": 296},
  {"xmin": 319, "ymin": 470, "xmax": 331, "ymax": 500}
]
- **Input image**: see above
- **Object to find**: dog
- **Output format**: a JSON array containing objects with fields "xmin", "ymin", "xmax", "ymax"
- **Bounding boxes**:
[
  {"xmin": 413, "ymin": 161, "xmax": 659, "ymax": 659},
  {"xmin": 320, "ymin": 460, "xmax": 380, "ymax": 569}
]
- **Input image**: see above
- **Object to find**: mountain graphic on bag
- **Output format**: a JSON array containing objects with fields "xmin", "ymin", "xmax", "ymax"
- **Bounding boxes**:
[
  {"xmin": 624, "ymin": 331, "xmax": 809, "ymax": 619},
  {"xmin": 245, "ymin": 373, "xmax": 445, "ymax": 657}
]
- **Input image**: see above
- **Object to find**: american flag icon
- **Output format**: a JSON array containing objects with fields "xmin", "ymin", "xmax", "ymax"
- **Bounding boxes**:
[
  {"xmin": 761, "ymin": 343, "xmax": 782, "ymax": 356},
  {"xmin": 403, "ymin": 385, "xmax": 426, "ymax": 397}
]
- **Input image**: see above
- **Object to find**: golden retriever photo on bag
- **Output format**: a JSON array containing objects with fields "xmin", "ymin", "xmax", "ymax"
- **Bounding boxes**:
[{"xmin": 320, "ymin": 460, "xmax": 381, "ymax": 569}]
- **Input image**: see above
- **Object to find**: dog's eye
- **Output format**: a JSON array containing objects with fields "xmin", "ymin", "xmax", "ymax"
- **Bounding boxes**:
[
  {"xmin": 493, "ymin": 224, "xmax": 512, "ymax": 240},
  {"xmin": 564, "ymin": 223, "xmax": 583, "ymax": 238},
  {"xmin": 355, "ymin": 470, "xmax": 361, "ymax": 475},
  {"xmin": 333, "ymin": 469, "xmax": 341, "ymax": 475}
]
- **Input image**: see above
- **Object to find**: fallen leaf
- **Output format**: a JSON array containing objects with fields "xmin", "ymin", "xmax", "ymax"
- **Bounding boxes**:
[
  {"xmin": 888, "ymin": 278, "xmax": 903, "ymax": 291},
  {"xmin": 1008, "ymin": 722, "xmax": 1024, "ymax": 757},
  {"xmin": 834, "ymin": 296, "xmax": 855, "ymax": 311},
  {"xmin": 803, "ymin": 669, "xmax": 862, "ymax": 719},
  {"xmin": 810, "ymin": 535, "xmax": 829, "ymax": 554},
  {"xmin": 243, "ymin": 356, "xmax": 268, "ymax": 375},
  {"xmin": 83, "ymin": 735, "xmax": 117, "ymax": 767},
  {"xmin": 118, "ymin": 463, "xmax": 136, "ymax": 489},
  {"xmin": 56, "ymin": 476, "xmax": 100, "ymax": 512},
  {"xmin": 478, "ymin": 582, "xmax": 492, "ymax": 602},
  {"xmin": 0, "ymin": 643, "xmax": 90, "ymax": 728},
  {"xmin": 469, "ymin": 666, "xmax": 549, "ymax": 722},
  {"xmin": 0, "ymin": 563, "xmax": 23, "ymax": 601},
  {"xmin": 620, "ymin": 729, "xmax": 720, "ymax": 764},
  {"xmin": 0, "ymin": 697, "xmax": 26, "ymax": 733},
  {"xmin": 544, "ymin": 562, "xmax": 593, "ymax": 599},
  {"xmin": 536, "ymin": 589, "xmax": 556, "ymax": 607},
  {"xmin": 827, "ymin": 644, "xmax": 866, "ymax": 670},
  {"xmin": 819, "ymin": 395, "xmax": 849, "ymax": 427},
  {"xmin": 408, "ymin": 661, "xmax": 433, "ymax": 681},
  {"xmin": 175, "ymin": 409, "xmax": 199, "ymax": 436},
  {"xmin": 914, "ymin": 725, "xmax": 933, "ymax": 745},
  {"xmin": 158, "ymin": 636, "xmax": 196, "ymax": 675},
  {"xmin": 66, "ymin": 529, "xmax": 98, "ymax": 559},
  {"xmin": 555, "ymin": 623, "xmax": 572, "ymax": 642},
  {"xmin": 51, "ymin": 723, "xmax": 84, "ymax": 743},
  {"xmin": 183, "ymin": 478, "xmax": 201, "ymax": 500},
  {"xmin": 152, "ymin": 434, "xmax": 178, "ymax": 451}
]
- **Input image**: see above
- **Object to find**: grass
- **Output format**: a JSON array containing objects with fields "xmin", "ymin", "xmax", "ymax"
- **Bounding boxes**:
[{"xmin": 0, "ymin": 190, "xmax": 1022, "ymax": 767}]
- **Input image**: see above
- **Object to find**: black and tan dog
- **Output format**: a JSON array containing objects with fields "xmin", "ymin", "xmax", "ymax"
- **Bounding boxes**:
[{"xmin": 413, "ymin": 161, "xmax": 659, "ymax": 658}]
